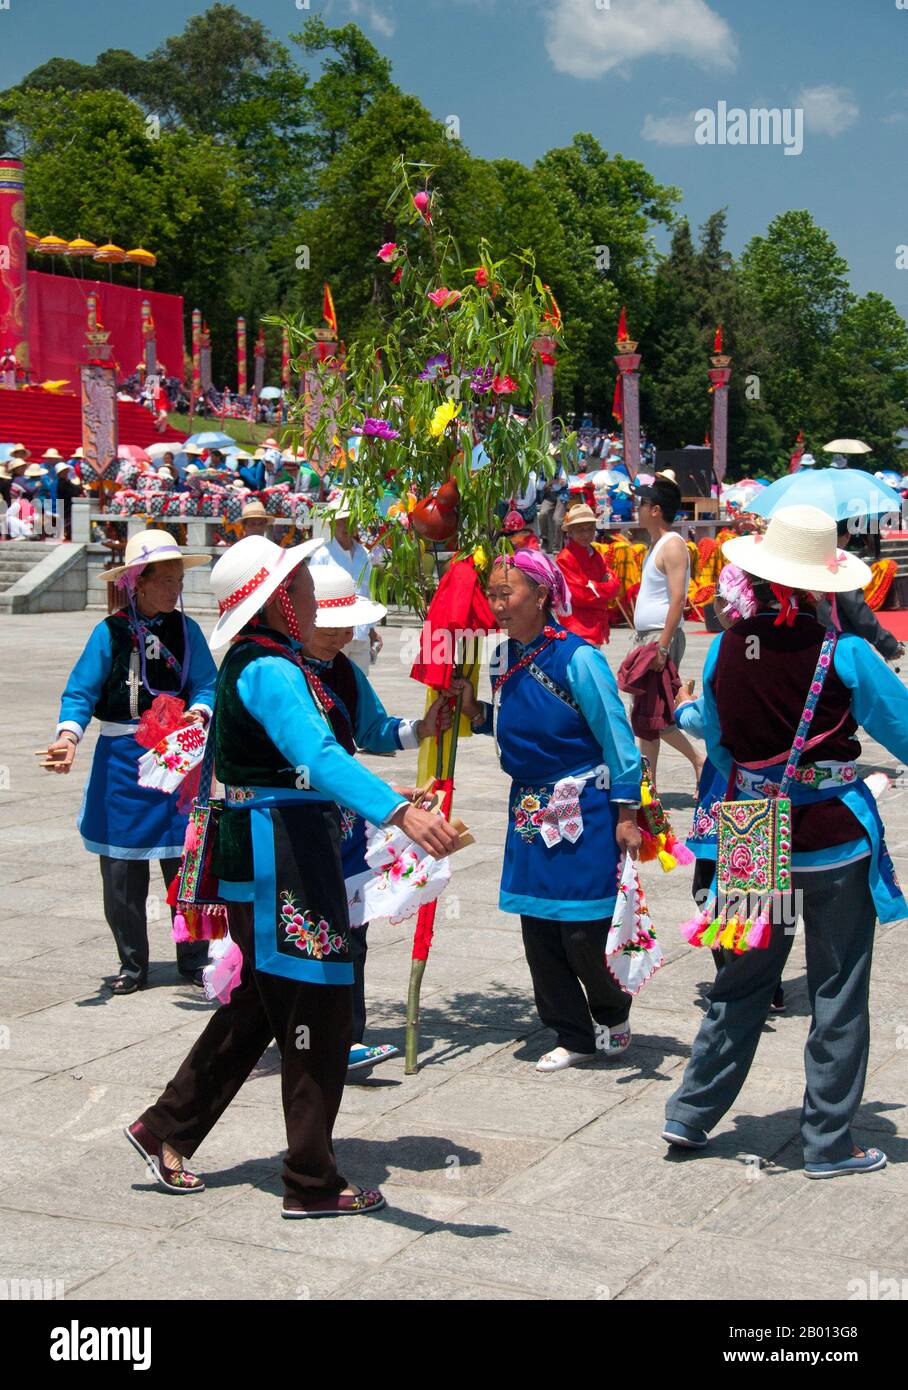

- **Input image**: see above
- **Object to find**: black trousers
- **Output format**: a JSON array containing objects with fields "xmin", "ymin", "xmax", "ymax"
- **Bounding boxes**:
[
  {"xmin": 520, "ymin": 915, "xmax": 631, "ymax": 1053},
  {"xmin": 350, "ymin": 923, "xmax": 368, "ymax": 1045},
  {"xmin": 98, "ymin": 855, "xmax": 208, "ymax": 984},
  {"xmin": 140, "ymin": 903, "xmax": 353, "ymax": 1200}
]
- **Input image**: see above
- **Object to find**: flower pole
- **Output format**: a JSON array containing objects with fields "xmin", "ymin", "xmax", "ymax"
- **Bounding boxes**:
[{"xmin": 276, "ymin": 157, "xmax": 569, "ymax": 1071}]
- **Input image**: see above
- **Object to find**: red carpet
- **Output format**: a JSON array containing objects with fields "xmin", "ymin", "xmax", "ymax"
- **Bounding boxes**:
[
  {"xmin": 0, "ymin": 387, "xmax": 185, "ymax": 458},
  {"xmin": 878, "ymin": 610, "xmax": 908, "ymax": 640}
]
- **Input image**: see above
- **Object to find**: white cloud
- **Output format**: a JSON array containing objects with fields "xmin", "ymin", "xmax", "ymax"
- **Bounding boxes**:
[
  {"xmin": 544, "ymin": 0, "xmax": 737, "ymax": 80},
  {"xmin": 641, "ymin": 110, "xmax": 698, "ymax": 145},
  {"xmin": 347, "ymin": 0, "xmax": 396, "ymax": 38},
  {"xmin": 795, "ymin": 84, "xmax": 859, "ymax": 135},
  {"xmin": 883, "ymin": 112, "xmax": 908, "ymax": 125}
]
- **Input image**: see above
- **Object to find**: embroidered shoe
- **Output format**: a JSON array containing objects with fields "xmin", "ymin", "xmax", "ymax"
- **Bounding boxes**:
[
  {"xmin": 282, "ymin": 1187, "xmax": 386, "ymax": 1218},
  {"xmin": 347, "ymin": 1043, "xmax": 399, "ymax": 1074},
  {"xmin": 124, "ymin": 1121, "xmax": 205, "ymax": 1194},
  {"xmin": 804, "ymin": 1147, "xmax": 887, "ymax": 1179},
  {"xmin": 594, "ymin": 1022, "xmax": 632, "ymax": 1058}
]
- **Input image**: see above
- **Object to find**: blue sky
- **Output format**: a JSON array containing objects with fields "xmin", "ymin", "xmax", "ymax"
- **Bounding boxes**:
[{"xmin": 3, "ymin": 0, "xmax": 908, "ymax": 318}]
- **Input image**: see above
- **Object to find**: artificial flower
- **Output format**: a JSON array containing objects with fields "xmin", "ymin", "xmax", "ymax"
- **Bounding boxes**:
[
  {"xmin": 427, "ymin": 287, "xmax": 461, "ymax": 309},
  {"xmin": 470, "ymin": 365, "xmax": 495, "ymax": 394},
  {"xmin": 417, "ymin": 353, "xmax": 450, "ymax": 382},
  {"xmin": 391, "ymin": 267, "xmax": 403, "ymax": 284},
  {"xmin": 429, "ymin": 400, "xmax": 461, "ymax": 438},
  {"xmin": 491, "ymin": 374, "xmax": 518, "ymax": 395},
  {"xmin": 360, "ymin": 417, "xmax": 401, "ymax": 440},
  {"xmin": 472, "ymin": 544, "xmax": 488, "ymax": 571},
  {"xmin": 538, "ymin": 351, "xmax": 556, "ymax": 366},
  {"xmin": 474, "ymin": 266, "xmax": 489, "ymax": 287},
  {"xmin": 377, "ymin": 242, "xmax": 398, "ymax": 262},
  {"xmin": 413, "ymin": 190, "xmax": 431, "ymax": 222}
]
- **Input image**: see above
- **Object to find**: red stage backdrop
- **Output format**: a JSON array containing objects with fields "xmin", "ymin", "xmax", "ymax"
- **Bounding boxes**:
[{"xmin": 27, "ymin": 271, "xmax": 184, "ymax": 385}]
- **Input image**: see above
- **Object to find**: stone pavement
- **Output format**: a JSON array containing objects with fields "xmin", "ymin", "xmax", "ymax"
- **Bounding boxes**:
[{"xmin": 1, "ymin": 609, "xmax": 907, "ymax": 1303}]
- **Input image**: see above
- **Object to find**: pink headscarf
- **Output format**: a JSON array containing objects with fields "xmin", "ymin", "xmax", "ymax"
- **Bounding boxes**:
[{"xmin": 493, "ymin": 548, "xmax": 572, "ymax": 617}]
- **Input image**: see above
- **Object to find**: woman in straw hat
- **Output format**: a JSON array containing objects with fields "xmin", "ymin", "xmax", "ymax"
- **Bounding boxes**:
[
  {"xmin": 663, "ymin": 504, "xmax": 908, "ymax": 1176},
  {"xmin": 450, "ymin": 549, "xmax": 643, "ymax": 1073},
  {"xmin": 301, "ymin": 561, "xmax": 449, "ymax": 1078},
  {"xmin": 556, "ymin": 502, "xmax": 620, "ymax": 646},
  {"xmin": 126, "ymin": 535, "xmax": 459, "ymax": 1216},
  {"xmin": 41, "ymin": 530, "xmax": 217, "ymax": 994}
]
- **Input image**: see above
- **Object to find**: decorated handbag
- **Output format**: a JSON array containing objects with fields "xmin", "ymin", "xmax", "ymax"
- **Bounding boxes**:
[
  {"xmin": 680, "ymin": 626, "xmax": 839, "ymax": 953},
  {"xmin": 168, "ymin": 683, "xmax": 228, "ymax": 943}
]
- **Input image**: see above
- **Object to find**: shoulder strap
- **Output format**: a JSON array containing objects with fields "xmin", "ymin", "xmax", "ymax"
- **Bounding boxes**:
[{"xmin": 527, "ymin": 660, "xmax": 581, "ymax": 714}]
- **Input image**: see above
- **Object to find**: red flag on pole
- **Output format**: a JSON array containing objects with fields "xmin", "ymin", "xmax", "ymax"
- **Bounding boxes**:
[{"xmin": 323, "ymin": 283, "xmax": 338, "ymax": 334}]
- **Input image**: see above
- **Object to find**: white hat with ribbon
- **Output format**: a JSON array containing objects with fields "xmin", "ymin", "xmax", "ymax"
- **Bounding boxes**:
[
  {"xmin": 103, "ymin": 528, "xmax": 211, "ymax": 584},
  {"xmin": 208, "ymin": 535, "xmax": 324, "ymax": 649},
  {"xmin": 721, "ymin": 505, "xmax": 871, "ymax": 594},
  {"xmin": 312, "ymin": 560, "xmax": 386, "ymax": 629}
]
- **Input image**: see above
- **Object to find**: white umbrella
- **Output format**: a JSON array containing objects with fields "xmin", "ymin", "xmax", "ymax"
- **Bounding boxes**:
[
  {"xmin": 823, "ymin": 438, "xmax": 872, "ymax": 455},
  {"xmin": 259, "ymin": 386, "xmax": 282, "ymax": 400},
  {"xmin": 146, "ymin": 441, "xmax": 187, "ymax": 459},
  {"xmin": 591, "ymin": 468, "xmax": 622, "ymax": 490}
]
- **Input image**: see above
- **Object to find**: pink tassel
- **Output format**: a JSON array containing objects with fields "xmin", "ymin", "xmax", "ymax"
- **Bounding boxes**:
[
  {"xmin": 671, "ymin": 842, "xmax": 696, "ymax": 866},
  {"xmin": 172, "ymin": 912, "xmax": 191, "ymax": 943},
  {"xmin": 184, "ymin": 817, "xmax": 199, "ymax": 854},
  {"xmin": 679, "ymin": 911, "xmax": 710, "ymax": 946},
  {"xmin": 747, "ymin": 912, "xmax": 771, "ymax": 950}
]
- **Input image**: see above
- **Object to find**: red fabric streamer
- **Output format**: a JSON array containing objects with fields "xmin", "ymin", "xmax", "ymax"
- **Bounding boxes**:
[
  {"xmin": 612, "ymin": 374, "xmax": 623, "ymax": 423},
  {"xmin": 616, "ymin": 306, "xmax": 628, "ymax": 342},
  {"xmin": 411, "ymin": 777, "xmax": 455, "ymax": 961},
  {"xmin": 409, "ymin": 557, "xmax": 496, "ymax": 690}
]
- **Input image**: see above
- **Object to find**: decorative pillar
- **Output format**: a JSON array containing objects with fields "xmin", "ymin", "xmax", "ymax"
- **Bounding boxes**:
[
  {"xmin": 190, "ymin": 308, "xmax": 201, "ymax": 415},
  {"xmin": 140, "ymin": 299, "xmax": 156, "ymax": 378},
  {"xmin": 236, "ymin": 316, "xmax": 247, "ymax": 396},
  {"xmin": 254, "ymin": 326, "xmax": 266, "ymax": 395},
  {"xmin": 614, "ymin": 308, "xmax": 641, "ymax": 481},
  {"xmin": 81, "ymin": 294, "xmax": 118, "ymax": 500},
  {"xmin": 708, "ymin": 326, "xmax": 732, "ymax": 485},
  {"xmin": 199, "ymin": 322, "xmax": 211, "ymax": 392},
  {"xmin": 0, "ymin": 156, "xmax": 29, "ymax": 381},
  {"xmin": 533, "ymin": 334, "xmax": 557, "ymax": 444}
]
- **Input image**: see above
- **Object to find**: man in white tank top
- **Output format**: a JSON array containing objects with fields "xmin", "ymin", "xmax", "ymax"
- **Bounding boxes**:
[{"xmin": 631, "ymin": 474, "xmax": 704, "ymax": 787}]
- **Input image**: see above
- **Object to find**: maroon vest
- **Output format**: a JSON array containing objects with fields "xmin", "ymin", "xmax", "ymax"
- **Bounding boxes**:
[{"xmin": 714, "ymin": 612, "xmax": 863, "ymax": 851}]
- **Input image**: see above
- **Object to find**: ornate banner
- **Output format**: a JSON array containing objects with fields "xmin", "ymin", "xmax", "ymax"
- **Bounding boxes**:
[{"xmin": 81, "ymin": 363, "xmax": 119, "ymax": 478}]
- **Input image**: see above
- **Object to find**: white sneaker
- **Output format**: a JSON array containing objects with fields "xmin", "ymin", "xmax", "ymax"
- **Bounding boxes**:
[
  {"xmin": 595, "ymin": 1022, "xmax": 632, "ymax": 1058},
  {"xmin": 536, "ymin": 1046, "xmax": 597, "ymax": 1073}
]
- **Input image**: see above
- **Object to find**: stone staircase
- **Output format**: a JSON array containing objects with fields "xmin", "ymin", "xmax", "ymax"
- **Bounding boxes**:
[{"xmin": 0, "ymin": 541, "xmax": 52, "ymax": 593}]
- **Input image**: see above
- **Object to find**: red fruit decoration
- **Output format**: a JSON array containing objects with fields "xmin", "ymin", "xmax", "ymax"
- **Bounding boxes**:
[{"xmin": 411, "ymin": 477, "xmax": 460, "ymax": 542}]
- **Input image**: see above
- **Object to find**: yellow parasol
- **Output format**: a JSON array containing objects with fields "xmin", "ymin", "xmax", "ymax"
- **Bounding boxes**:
[{"xmin": 93, "ymin": 242, "xmax": 126, "ymax": 283}]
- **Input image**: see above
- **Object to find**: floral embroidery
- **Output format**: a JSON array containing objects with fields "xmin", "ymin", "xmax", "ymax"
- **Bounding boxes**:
[
  {"xmin": 280, "ymin": 892, "xmax": 347, "ymax": 958},
  {"xmin": 339, "ymin": 807, "xmax": 358, "ymax": 841},
  {"xmin": 513, "ymin": 788, "xmax": 551, "ymax": 842},
  {"xmin": 226, "ymin": 786, "xmax": 255, "ymax": 805}
]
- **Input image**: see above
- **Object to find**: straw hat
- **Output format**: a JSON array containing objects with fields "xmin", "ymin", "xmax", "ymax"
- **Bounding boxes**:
[
  {"xmin": 42, "ymin": 447, "xmax": 62, "ymax": 461},
  {"xmin": 70, "ymin": 448, "xmax": 84, "ymax": 460},
  {"xmin": 24, "ymin": 463, "xmax": 44, "ymax": 478},
  {"xmin": 312, "ymin": 561, "xmax": 386, "ymax": 629},
  {"xmin": 54, "ymin": 461, "xmax": 72, "ymax": 475},
  {"xmin": 103, "ymin": 528, "xmax": 211, "ymax": 583},
  {"xmin": 0, "ymin": 463, "xmax": 10, "ymax": 480},
  {"xmin": 209, "ymin": 535, "xmax": 324, "ymax": 649},
  {"xmin": 253, "ymin": 447, "xmax": 266, "ymax": 460},
  {"xmin": 10, "ymin": 443, "xmax": 29, "ymax": 459},
  {"xmin": 241, "ymin": 500, "xmax": 271, "ymax": 522},
  {"xmin": 325, "ymin": 491, "xmax": 351, "ymax": 520},
  {"xmin": 721, "ymin": 505, "xmax": 871, "ymax": 594},
  {"xmin": 562, "ymin": 503, "xmax": 598, "ymax": 527},
  {"xmin": 231, "ymin": 449, "xmax": 252, "ymax": 462},
  {"xmin": 183, "ymin": 444, "xmax": 205, "ymax": 457}
]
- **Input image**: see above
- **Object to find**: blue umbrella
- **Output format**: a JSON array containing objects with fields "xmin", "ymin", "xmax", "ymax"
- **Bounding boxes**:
[
  {"xmin": 183, "ymin": 431, "xmax": 236, "ymax": 450},
  {"xmin": 471, "ymin": 442, "xmax": 490, "ymax": 472},
  {"xmin": 749, "ymin": 467, "xmax": 902, "ymax": 523}
]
